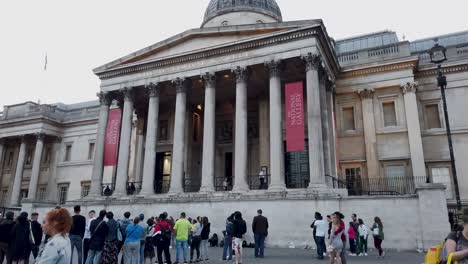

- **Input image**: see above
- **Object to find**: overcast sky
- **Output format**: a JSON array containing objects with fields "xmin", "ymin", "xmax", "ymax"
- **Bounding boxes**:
[{"xmin": 1, "ymin": 0, "xmax": 467, "ymax": 109}]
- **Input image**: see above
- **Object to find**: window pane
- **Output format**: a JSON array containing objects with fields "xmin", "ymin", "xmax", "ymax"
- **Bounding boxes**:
[
  {"xmin": 64, "ymin": 145, "xmax": 72, "ymax": 161},
  {"xmin": 426, "ymin": 104, "xmax": 441, "ymax": 129},
  {"xmin": 383, "ymin": 102, "xmax": 397, "ymax": 127},
  {"xmin": 88, "ymin": 143, "xmax": 95, "ymax": 160},
  {"xmin": 432, "ymin": 167, "xmax": 453, "ymax": 199},
  {"xmin": 342, "ymin": 107, "xmax": 355, "ymax": 131},
  {"xmin": 385, "ymin": 165, "xmax": 405, "ymax": 178}
]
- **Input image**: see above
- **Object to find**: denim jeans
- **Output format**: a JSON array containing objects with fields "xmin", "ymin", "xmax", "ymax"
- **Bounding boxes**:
[
  {"xmin": 175, "ymin": 240, "xmax": 188, "ymax": 263},
  {"xmin": 315, "ymin": 236, "xmax": 326, "ymax": 258},
  {"xmin": 85, "ymin": 250, "xmax": 102, "ymax": 264},
  {"xmin": 139, "ymin": 240, "xmax": 145, "ymax": 264},
  {"xmin": 222, "ymin": 236, "xmax": 232, "ymax": 260},
  {"xmin": 123, "ymin": 242, "xmax": 140, "ymax": 264},
  {"xmin": 254, "ymin": 234, "xmax": 266, "ymax": 257},
  {"xmin": 200, "ymin": 239, "xmax": 209, "ymax": 259},
  {"xmin": 70, "ymin": 234, "xmax": 83, "ymax": 264}
]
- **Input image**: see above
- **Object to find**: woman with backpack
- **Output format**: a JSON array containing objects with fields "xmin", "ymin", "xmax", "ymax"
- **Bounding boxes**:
[
  {"xmin": 200, "ymin": 217, "xmax": 211, "ymax": 261},
  {"xmin": 371, "ymin": 216, "xmax": 385, "ymax": 258},
  {"xmin": 154, "ymin": 213, "xmax": 173, "ymax": 264},
  {"xmin": 144, "ymin": 218, "xmax": 156, "ymax": 264},
  {"xmin": 190, "ymin": 219, "xmax": 202, "ymax": 263}
]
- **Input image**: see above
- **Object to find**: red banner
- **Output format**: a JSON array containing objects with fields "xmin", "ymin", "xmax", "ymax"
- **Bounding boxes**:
[
  {"xmin": 104, "ymin": 108, "xmax": 122, "ymax": 166},
  {"xmin": 285, "ymin": 82, "xmax": 305, "ymax": 152}
]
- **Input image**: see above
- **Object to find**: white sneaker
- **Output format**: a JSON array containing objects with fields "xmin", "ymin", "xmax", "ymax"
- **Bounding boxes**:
[
  {"xmin": 364, "ymin": 253, "xmax": 368, "ymax": 256},
  {"xmin": 382, "ymin": 251, "xmax": 386, "ymax": 257}
]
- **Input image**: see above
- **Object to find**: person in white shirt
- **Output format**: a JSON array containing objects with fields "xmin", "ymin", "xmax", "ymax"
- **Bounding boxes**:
[
  {"xmin": 36, "ymin": 208, "xmax": 72, "ymax": 264},
  {"xmin": 84, "ymin": 210, "xmax": 96, "ymax": 262},
  {"xmin": 357, "ymin": 219, "xmax": 369, "ymax": 256},
  {"xmin": 312, "ymin": 212, "xmax": 327, "ymax": 260}
]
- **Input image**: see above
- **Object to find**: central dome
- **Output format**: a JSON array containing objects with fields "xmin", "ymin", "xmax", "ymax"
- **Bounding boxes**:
[{"xmin": 202, "ymin": 0, "xmax": 283, "ymax": 28}]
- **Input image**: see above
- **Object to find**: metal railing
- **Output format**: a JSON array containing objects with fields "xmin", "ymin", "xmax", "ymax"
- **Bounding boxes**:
[
  {"xmin": 326, "ymin": 175, "xmax": 431, "ymax": 196},
  {"xmin": 248, "ymin": 174, "xmax": 270, "ymax": 190},
  {"xmin": 184, "ymin": 179, "xmax": 200, "ymax": 193},
  {"xmin": 101, "ymin": 183, "xmax": 115, "ymax": 196},
  {"xmin": 285, "ymin": 175, "xmax": 310, "ymax": 189},
  {"xmin": 126, "ymin": 182, "xmax": 142, "ymax": 195},
  {"xmin": 154, "ymin": 179, "xmax": 170, "ymax": 194},
  {"xmin": 214, "ymin": 176, "xmax": 233, "ymax": 192}
]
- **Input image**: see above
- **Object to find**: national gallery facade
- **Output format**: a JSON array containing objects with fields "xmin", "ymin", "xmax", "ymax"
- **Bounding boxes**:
[{"xmin": 1, "ymin": 0, "xmax": 467, "ymax": 249}]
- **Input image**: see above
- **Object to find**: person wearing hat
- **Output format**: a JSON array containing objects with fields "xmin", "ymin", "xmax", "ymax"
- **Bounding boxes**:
[{"xmin": 444, "ymin": 208, "xmax": 468, "ymax": 262}]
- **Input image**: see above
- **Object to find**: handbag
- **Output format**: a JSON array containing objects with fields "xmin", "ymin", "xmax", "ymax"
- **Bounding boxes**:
[{"xmin": 373, "ymin": 227, "xmax": 380, "ymax": 236}]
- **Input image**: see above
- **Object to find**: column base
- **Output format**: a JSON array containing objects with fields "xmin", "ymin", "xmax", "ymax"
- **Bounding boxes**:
[
  {"xmin": 168, "ymin": 188, "xmax": 185, "ymax": 196},
  {"xmin": 307, "ymin": 183, "xmax": 330, "ymax": 194},
  {"xmin": 198, "ymin": 186, "xmax": 214, "ymax": 194},
  {"xmin": 232, "ymin": 185, "xmax": 249, "ymax": 193},
  {"xmin": 268, "ymin": 184, "xmax": 287, "ymax": 193}
]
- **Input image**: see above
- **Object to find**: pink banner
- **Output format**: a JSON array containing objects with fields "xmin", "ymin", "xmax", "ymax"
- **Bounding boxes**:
[
  {"xmin": 104, "ymin": 108, "xmax": 122, "ymax": 166},
  {"xmin": 285, "ymin": 82, "xmax": 305, "ymax": 152}
]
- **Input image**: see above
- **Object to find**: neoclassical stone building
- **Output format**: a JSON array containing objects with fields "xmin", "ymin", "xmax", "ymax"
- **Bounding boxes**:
[{"xmin": 1, "ymin": 0, "xmax": 467, "ymax": 249}]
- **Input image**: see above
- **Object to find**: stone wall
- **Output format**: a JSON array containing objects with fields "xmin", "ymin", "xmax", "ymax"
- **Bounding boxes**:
[{"xmin": 22, "ymin": 184, "xmax": 450, "ymax": 251}]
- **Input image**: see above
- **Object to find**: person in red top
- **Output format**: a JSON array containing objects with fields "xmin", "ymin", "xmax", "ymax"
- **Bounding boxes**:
[
  {"xmin": 348, "ymin": 222, "xmax": 357, "ymax": 256},
  {"xmin": 154, "ymin": 213, "xmax": 173, "ymax": 264},
  {"xmin": 333, "ymin": 212, "xmax": 347, "ymax": 264}
]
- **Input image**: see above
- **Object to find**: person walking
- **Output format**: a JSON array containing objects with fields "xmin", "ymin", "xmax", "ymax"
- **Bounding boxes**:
[
  {"xmin": 252, "ymin": 209, "xmax": 268, "ymax": 258},
  {"xmin": 371, "ymin": 216, "xmax": 385, "ymax": 258},
  {"xmin": 312, "ymin": 213, "xmax": 327, "ymax": 260},
  {"xmin": 86, "ymin": 210, "xmax": 109, "ymax": 264},
  {"xmin": 0, "ymin": 211, "xmax": 15, "ymax": 263},
  {"xmin": 83, "ymin": 210, "xmax": 96, "ymax": 263},
  {"xmin": 173, "ymin": 212, "xmax": 192, "ymax": 264},
  {"xmin": 347, "ymin": 222, "xmax": 356, "ymax": 256},
  {"xmin": 30, "ymin": 212, "xmax": 43, "ymax": 261},
  {"xmin": 69, "ymin": 205, "xmax": 86, "ymax": 264},
  {"xmin": 154, "ymin": 213, "xmax": 172, "ymax": 264},
  {"xmin": 123, "ymin": 217, "xmax": 144, "ymax": 264},
  {"xmin": 101, "ymin": 211, "xmax": 120, "ymax": 264},
  {"xmin": 144, "ymin": 218, "xmax": 156, "ymax": 264},
  {"xmin": 200, "ymin": 217, "xmax": 211, "ymax": 261},
  {"xmin": 190, "ymin": 219, "xmax": 202, "ymax": 263},
  {"xmin": 357, "ymin": 219, "xmax": 368, "ymax": 256},
  {"xmin": 36, "ymin": 208, "xmax": 72, "ymax": 264},
  {"xmin": 221, "ymin": 214, "xmax": 234, "ymax": 261},
  {"xmin": 10, "ymin": 212, "xmax": 32, "ymax": 264},
  {"xmin": 329, "ymin": 213, "xmax": 344, "ymax": 264},
  {"xmin": 232, "ymin": 211, "xmax": 247, "ymax": 264},
  {"xmin": 118, "ymin": 211, "xmax": 132, "ymax": 263},
  {"xmin": 138, "ymin": 214, "xmax": 147, "ymax": 264}
]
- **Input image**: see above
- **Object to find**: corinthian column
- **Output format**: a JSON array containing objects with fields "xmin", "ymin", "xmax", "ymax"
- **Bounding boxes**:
[
  {"xmin": 303, "ymin": 53, "xmax": 327, "ymax": 189},
  {"xmin": 232, "ymin": 66, "xmax": 249, "ymax": 192},
  {"xmin": 266, "ymin": 60, "xmax": 286, "ymax": 191},
  {"xmin": 401, "ymin": 82, "xmax": 426, "ymax": 178},
  {"xmin": 359, "ymin": 89, "xmax": 379, "ymax": 178},
  {"xmin": 141, "ymin": 83, "xmax": 160, "ymax": 195},
  {"xmin": 10, "ymin": 137, "xmax": 26, "ymax": 207},
  {"xmin": 114, "ymin": 88, "xmax": 135, "ymax": 196},
  {"xmin": 27, "ymin": 133, "xmax": 45, "ymax": 199},
  {"xmin": 89, "ymin": 92, "xmax": 111, "ymax": 197},
  {"xmin": 200, "ymin": 73, "xmax": 216, "ymax": 193},
  {"xmin": 169, "ymin": 78, "xmax": 188, "ymax": 194}
]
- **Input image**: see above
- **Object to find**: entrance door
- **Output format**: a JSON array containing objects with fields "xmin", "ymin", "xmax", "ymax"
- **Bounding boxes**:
[
  {"xmin": 285, "ymin": 140, "xmax": 310, "ymax": 188},
  {"xmin": 155, "ymin": 152, "xmax": 171, "ymax": 193}
]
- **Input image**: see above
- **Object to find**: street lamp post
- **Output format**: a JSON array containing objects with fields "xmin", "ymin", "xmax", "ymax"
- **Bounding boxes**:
[{"xmin": 429, "ymin": 42, "xmax": 462, "ymax": 210}]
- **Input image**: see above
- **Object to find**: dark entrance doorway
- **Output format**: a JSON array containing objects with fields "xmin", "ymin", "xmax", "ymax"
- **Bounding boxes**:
[
  {"xmin": 285, "ymin": 140, "xmax": 310, "ymax": 188},
  {"xmin": 155, "ymin": 152, "xmax": 171, "ymax": 193},
  {"xmin": 224, "ymin": 152, "xmax": 233, "ymax": 191}
]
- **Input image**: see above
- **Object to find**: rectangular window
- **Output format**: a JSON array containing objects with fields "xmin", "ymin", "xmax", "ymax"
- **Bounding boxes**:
[
  {"xmin": 88, "ymin": 142, "xmax": 95, "ymax": 160},
  {"xmin": 81, "ymin": 181, "xmax": 91, "ymax": 198},
  {"xmin": 58, "ymin": 184, "xmax": 69, "ymax": 205},
  {"xmin": 385, "ymin": 165, "xmax": 405, "ymax": 178},
  {"xmin": 383, "ymin": 102, "xmax": 397, "ymax": 127},
  {"xmin": 426, "ymin": 104, "xmax": 442, "ymax": 129},
  {"xmin": 42, "ymin": 146, "xmax": 52, "ymax": 165},
  {"xmin": 342, "ymin": 107, "xmax": 355, "ymax": 131},
  {"xmin": 345, "ymin": 167, "xmax": 362, "ymax": 195},
  {"xmin": 431, "ymin": 167, "xmax": 453, "ymax": 199},
  {"xmin": 38, "ymin": 187, "xmax": 47, "ymax": 201},
  {"xmin": 159, "ymin": 120, "xmax": 169, "ymax": 141},
  {"xmin": 25, "ymin": 147, "xmax": 33, "ymax": 166},
  {"xmin": 6, "ymin": 150, "xmax": 14, "ymax": 167},
  {"xmin": 64, "ymin": 144, "xmax": 72, "ymax": 162}
]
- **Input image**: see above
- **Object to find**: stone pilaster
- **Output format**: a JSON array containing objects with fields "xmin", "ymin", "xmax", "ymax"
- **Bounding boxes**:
[
  {"xmin": 27, "ymin": 133, "xmax": 45, "ymax": 199},
  {"xmin": 232, "ymin": 66, "xmax": 249, "ymax": 192},
  {"xmin": 141, "ymin": 83, "xmax": 161, "ymax": 195},
  {"xmin": 302, "ymin": 53, "xmax": 327, "ymax": 189},
  {"xmin": 266, "ymin": 60, "xmax": 286, "ymax": 191},
  {"xmin": 200, "ymin": 73, "xmax": 217, "ymax": 193},
  {"xmin": 89, "ymin": 92, "xmax": 111, "ymax": 197},
  {"xmin": 114, "ymin": 88, "xmax": 135, "ymax": 196},
  {"xmin": 10, "ymin": 137, "xmax": 26, "ymax": 207},
  {"xmin": 319, "ymin": 73, "xmax": 332, "ymax": 179},
  {"xmin": 359, "ymin": 89, "xmax": 379, "ymax": 178},
  {"xmin": 169, "ymin": 77, "xmax": 188, "ymax": 194},
  {"xmin": 401, "ymin": 82, "xmax": 426, "ymax": 178}
]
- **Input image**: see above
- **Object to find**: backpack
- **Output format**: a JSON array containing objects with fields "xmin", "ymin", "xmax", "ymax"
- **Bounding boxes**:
[
  {"xmin": 425, "ymin": 231, "xmax": 460, "ymax": 264},
  {"xmin": 159, "ymin": 223, "xmax": 172, "ymax": 241}
]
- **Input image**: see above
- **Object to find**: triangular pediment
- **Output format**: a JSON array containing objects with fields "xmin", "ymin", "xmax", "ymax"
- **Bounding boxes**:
[{"xmin": 94, "ymin": 20, "xmax": 321, "ymax": 75}]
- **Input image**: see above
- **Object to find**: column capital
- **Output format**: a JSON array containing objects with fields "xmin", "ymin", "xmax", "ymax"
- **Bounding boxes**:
[
  {"xmin": 35, "ymin": 133, "xmax": 46, "ymax": 141},
  {"xmin": 120, "ymin": 87, "xmax": 134, "ymax": 102},
  {"xmin": 232, "ymin": 66, "xmax": 248, "ymax": 83},
  {"xmin": 146, "ymin": 82, "xmax": 160, "ymax": 97},
  {"xmin": 97, "ymin": 92, "xmax": 112, "ymax": 106},
  {"xmin": 201, "ymin": 72, "xmax": 216, "ymax": 87},
  {"xmin": 265, "ymin": 60, "xmax": 282, "ymax": 78},
  {"xmin": 173, "ymin": 77, "xmax": 187, "ymax": 93},
  {"xmin": 401, "ymin": 82, "xmax": 418, "ymax": 94},
  {"xmin": 358, "ymin": 89, "xmax": 375, "ymax": 100},
  {"xmin": 302, "ymin": 52, "xmax": 321, "ymax": 72}
]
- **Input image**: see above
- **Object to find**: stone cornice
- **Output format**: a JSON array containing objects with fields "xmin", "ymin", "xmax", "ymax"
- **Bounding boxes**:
[
  {"xmin": 96, "ymin": 28, "xmax": 321, "ymax": 80},
  {"xmin": 340, "ymin": 59, "xmax": 418, "ymax": 79},
  {"xmin": 415, "ymin": 63, "xmax": 468, "ymax": 78}
]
